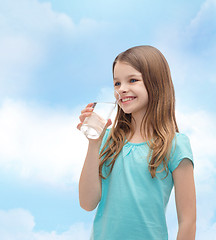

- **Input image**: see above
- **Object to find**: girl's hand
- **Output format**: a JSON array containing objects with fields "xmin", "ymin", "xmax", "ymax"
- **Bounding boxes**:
[
  {"xmin": 77, "ymin": 103, "xmax": 95, "ymax": 130},
  {"xmin": 77, "ymin": 103, "xmax": 112, "ymax": 142}
]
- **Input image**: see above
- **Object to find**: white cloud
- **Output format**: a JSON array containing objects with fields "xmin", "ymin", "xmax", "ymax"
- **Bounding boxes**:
[
  {"xmin": 0, "ymin": 209, "xmax": 35, "ymax": 235},
  {"xmin": 0, "ymin": 95, "xmax": 117, "ymax": 188},
  {"xmin": 186, "ymin": 0, "xmax": 216, "ymax": 56},
  {"xmin": 0, "ymin": 0, "xmax": 109, "ymax": 98},
  {"xmin": 166, "ymin": 108, "xmax": 216, "ymax": 240},
  {"xmin": 0, "ymin": 98, "xmax": 89, "ymax": 188},
  {"xmin": 0, "ymin": 0, "xmax": 73, "ymax": 97},
  {"xmin": 95, "ymin": 87, "xmax": 117, "ymax": 102},
  {"xmin": 0, "ymin": 35, "xmax": 44, "ymax": 97},
  {"xmin": 0, "ymin": 0, "xmax": 108, "ymax": 53},
  {"xmin": 189, "ymin": 0, "xmax": 216, "ymax": 30},
  {"xmin": 0, "ymin": 208, "xmax": 91, "ymax": 240},
  {"xmin": 154, "ymin": 0, "xmax": 216, "ymax": 88},
  {"xmin": 0, "ymin": 0, "xmax": 75, "ymax": 36},
  {"xmin": 176, "ymin": 108, "xmax": 216, "ymax": 184}
]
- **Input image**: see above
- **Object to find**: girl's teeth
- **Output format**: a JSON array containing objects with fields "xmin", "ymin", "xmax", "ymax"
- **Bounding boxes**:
[{"xmin": 122, "ymin": 97, "xmax": 134, "ymax": 102}]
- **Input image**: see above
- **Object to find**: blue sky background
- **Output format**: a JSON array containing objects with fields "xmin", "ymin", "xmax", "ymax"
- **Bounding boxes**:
[{"xmin": 0, "ymin": 0, "xmax": 216, "ymax": 239}]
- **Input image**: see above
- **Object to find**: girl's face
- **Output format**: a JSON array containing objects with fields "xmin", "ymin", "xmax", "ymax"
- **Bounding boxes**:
[{"xmin": 113, "ymin": 61, "xmax": 149, "ymax": 116}]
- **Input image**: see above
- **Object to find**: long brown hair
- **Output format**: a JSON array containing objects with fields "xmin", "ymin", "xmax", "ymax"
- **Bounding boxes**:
[{"xmin": 99, "ymin": 45, "xmax": 179, "ymax": 179}]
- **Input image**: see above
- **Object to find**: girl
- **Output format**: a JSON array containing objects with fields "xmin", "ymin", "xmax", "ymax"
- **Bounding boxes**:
[{"xmin": 77, "ymin": 45, "xmax": 196, "ymax": 240}]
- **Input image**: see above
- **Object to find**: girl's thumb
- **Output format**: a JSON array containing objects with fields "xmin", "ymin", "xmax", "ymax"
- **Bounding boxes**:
[{"xmin": 106, "ymin": 119, "xmax": 112, "ymax": 128}]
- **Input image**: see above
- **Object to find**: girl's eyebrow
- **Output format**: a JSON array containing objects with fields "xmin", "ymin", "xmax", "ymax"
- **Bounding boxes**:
[{"xmin": 113, "ymin": 74, "xmax": 142, "ymax": 81}]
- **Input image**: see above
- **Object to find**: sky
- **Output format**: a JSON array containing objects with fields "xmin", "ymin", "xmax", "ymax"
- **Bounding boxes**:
[{"xmin": 0, "ymin": 0, "xmax": 216, "ymax": 239}]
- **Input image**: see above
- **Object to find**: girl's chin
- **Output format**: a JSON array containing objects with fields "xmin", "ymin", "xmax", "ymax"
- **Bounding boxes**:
[{"xmin": 121, "ymin": 108, "xmax": 132, "ymax": 114}]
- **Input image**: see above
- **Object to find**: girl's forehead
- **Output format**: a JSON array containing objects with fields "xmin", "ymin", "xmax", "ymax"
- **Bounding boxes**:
[
  {"xmin": 114, "ymin": 61, "xmax": 142, "ymax": 79},
  {"xmin": 114, "ymin": 61, "xmax": 134, "ymax": 69}
]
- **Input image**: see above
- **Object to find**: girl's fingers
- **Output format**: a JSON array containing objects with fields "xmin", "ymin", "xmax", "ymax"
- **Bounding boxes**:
[
  {"xmin": 85, "ymin": 103, "xmax": 94, "ymax": 109},
  {"xmin": 77, "ymin": 103, "xmax": 95, "ymax": 131},
  {"xmin": 79, "ymin": 103, "xmax": 95, "ymax": 122},
  {"xmin": 79, "ymin": 112, "xmax": 93, "ymax": 123},
  {"xmin": 81, "ymin": 107, "xmax": 94, "ymax": 114},
  {"xmin": 77, "ymin": 103, "xmax": 94, "ymax": 130},
  {"xmin": 77, "ymin": 122, "xmax": 82, "ymax": 130}
]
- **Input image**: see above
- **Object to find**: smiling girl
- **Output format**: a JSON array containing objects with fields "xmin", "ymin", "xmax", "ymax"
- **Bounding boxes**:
[{"xmin": 77, "ymin": 45, "xmax": 196, "ymax": 240}]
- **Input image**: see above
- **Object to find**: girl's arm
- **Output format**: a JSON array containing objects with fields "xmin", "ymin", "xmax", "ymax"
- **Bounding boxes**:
[
  {"xmin": 77, "ymin": 103, "xmax": 111, "ymax": 211},
  {"xmin": 172, "ymin": 158, "xmax": 196, "ymax": 240},
  {"xmin": 78, "ymin": 139, "xmax": 102, "ymax": 211}
]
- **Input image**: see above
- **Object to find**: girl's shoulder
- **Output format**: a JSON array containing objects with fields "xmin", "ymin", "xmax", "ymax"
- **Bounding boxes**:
[
  {"xmin": 171, "ymin": 131, "xmax": 193, "ymax": 154},
  {"xmin": 175, "ymin": 131, "xmax": 189, "ymax": 137},
  {"xmin": 168, "ymin": 132, "xmax": 194, "ymax": 172},
  {"xmin": 173, "ymin": 132, "xmax": 191, "ymax": 146}
]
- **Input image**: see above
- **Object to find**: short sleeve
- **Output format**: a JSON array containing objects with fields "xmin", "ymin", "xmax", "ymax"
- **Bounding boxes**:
[
  {"xmin": 99, "ymin": 128, "xmax": 111, "ymax": 154},
  {"xmin": 168, "ymin": 133, "xmax": 194, "ymax": 173}
]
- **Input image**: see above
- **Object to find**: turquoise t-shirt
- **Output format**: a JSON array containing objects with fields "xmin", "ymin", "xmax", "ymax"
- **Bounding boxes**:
[{"xmin": 90, "ymin": 129, "xmax": 194, "ymax": 240}]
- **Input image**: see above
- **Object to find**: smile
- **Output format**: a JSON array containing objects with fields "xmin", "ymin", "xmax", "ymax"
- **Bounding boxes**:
[{"xmin": 121, "ymin": 97, "xmax": 136, "ymax": 103}]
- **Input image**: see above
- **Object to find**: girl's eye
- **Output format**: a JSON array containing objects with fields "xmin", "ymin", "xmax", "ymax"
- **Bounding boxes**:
[
  {"xmin": 114, "ymin": 82, "xmax": 120, "ymax": 86},
  {"xmin": 130, "ymin": 79, "xmax": 138, "ymax": 83}
]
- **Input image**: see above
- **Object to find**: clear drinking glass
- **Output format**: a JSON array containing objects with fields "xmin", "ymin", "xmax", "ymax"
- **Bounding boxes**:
[{"xmin": 81, "ymin": 102, "xmax": 116, "ymax": 139}]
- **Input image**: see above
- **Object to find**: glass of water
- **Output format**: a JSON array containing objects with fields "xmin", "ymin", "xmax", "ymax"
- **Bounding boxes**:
[{"xmin": 81, "ymin": 102, "xmax": 116, "ymax": 139}]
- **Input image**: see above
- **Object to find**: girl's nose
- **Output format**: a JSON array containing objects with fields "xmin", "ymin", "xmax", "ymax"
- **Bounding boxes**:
[{"xmin": 118, "ymin": 84, "xmax": 128, "ymax": 94}]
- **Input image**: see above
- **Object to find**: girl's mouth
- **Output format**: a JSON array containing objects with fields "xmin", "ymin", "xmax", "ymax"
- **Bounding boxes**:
[{"xmin": 121, "ymin": 97, "xmax": 136, "ymax": 103}]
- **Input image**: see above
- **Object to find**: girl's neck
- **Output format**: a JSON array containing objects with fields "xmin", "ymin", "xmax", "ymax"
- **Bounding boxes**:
[
  {"xmin": 128, "ymin": 112, "xmax": 153, "ymax": 143},
  {"xmin": 131, "ymin": 111, "xmax": 147, "ymax": 133}
]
